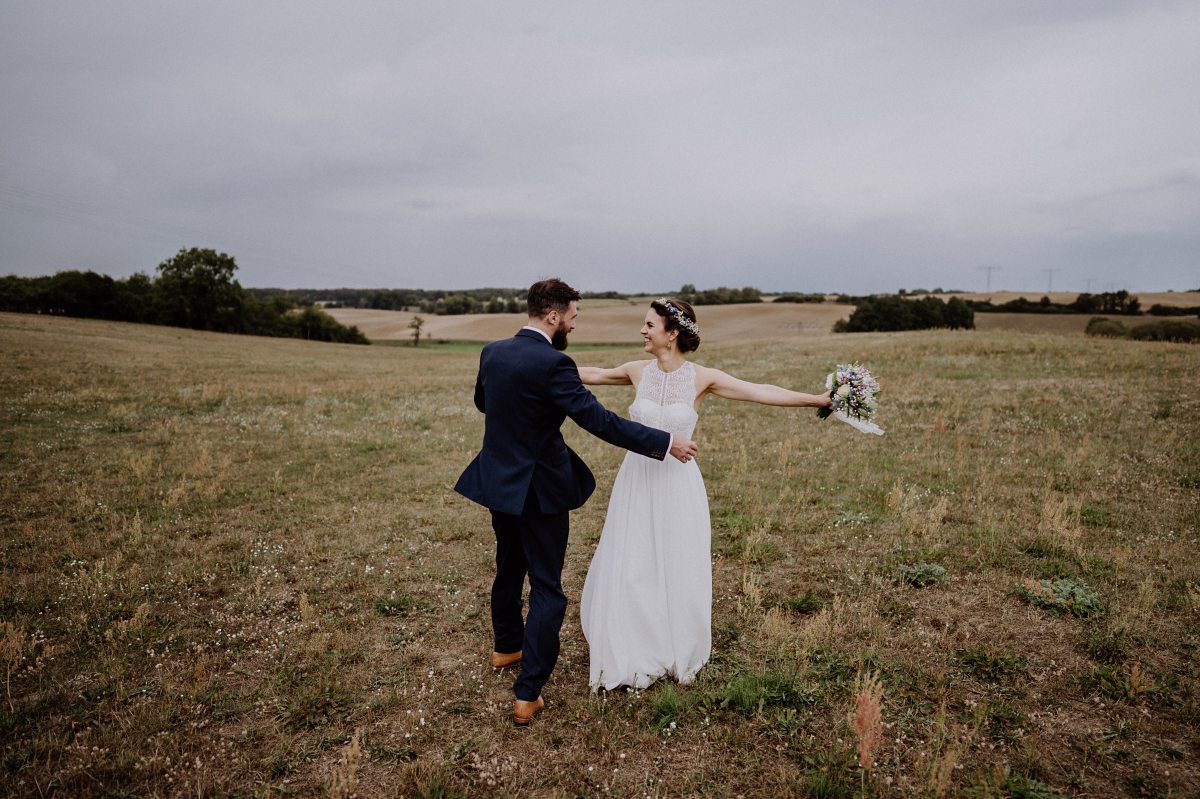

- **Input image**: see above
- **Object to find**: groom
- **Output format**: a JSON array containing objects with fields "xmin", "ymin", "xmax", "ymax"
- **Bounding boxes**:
[{"xmin": 455, "ymin": 278, "xmax": 698, "ymax": 725}]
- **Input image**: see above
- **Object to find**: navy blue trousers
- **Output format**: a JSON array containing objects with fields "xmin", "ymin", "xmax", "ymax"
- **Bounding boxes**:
[{"xmin": 490, "ymin": 489, "xmax": 569, "ymax": 701}]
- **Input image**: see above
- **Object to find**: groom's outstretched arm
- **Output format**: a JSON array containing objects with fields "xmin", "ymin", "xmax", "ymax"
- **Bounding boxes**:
[{"xmin": 548, "ymin": 358, "xmax": 681, "ymax": 461}]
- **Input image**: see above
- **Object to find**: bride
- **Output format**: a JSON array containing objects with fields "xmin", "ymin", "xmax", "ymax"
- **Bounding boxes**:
[{"xmin": 576, "ymin": 298, "xmax": 831, "ymax": 691}]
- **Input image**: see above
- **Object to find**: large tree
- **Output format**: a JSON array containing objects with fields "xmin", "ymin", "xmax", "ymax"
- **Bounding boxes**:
[{"xmin": 155, "ymin": 247, "xmax": 244, "ymax": 331}]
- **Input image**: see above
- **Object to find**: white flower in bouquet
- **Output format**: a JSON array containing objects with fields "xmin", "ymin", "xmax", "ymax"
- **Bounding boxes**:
[{"xmin": 818, "ymin": 363, "xmax": 883, "ymax": 435}]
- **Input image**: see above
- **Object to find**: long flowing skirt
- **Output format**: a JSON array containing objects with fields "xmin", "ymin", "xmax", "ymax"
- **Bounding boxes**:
[{"xmin": 579, "ymin": 452, "xmax": 712, "ymax": 690}]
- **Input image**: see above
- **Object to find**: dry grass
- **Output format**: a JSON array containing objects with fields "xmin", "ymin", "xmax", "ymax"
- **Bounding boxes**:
[
  {"xmin": 972, "ymin": 313, "xmax": 1097, "ymax": 335},
  {"xmin": 2, "ymin": 311, "xmax": 1199, "ymax": 797}
]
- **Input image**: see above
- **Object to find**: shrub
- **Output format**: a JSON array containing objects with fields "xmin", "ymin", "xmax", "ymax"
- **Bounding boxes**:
[
  {"xmin": 1129, "ymin": 319, "xmax": 1200, "ymax": 342},
  {"xmin": 1084, "ymin": 317, "xmax": 1128, "ymax": 338},
  {"xmin": 1013, "ymin": 578, "xmax": 1103, "ymax": 617},
  {"xmin": 288, "ymin": 306, "xmax": 371, "ymax": 344},
  {"xmin": 897, "ymin": 562, "xmax": 948, "ymax": 587},
  {"xmin": 842, "ymin": 295, "xmax": 912, "ymax": 332}
]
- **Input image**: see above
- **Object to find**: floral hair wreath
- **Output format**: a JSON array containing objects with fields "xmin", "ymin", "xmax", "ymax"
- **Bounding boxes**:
[{"xmin": 656, "ymin": 297, "xmax": 700, "ymax": 336}]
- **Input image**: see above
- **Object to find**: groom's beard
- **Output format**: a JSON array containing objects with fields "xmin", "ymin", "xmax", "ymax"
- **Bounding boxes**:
[{"xmin": 552, "ymin": 319, "xmax": 571, "ymax": 350}]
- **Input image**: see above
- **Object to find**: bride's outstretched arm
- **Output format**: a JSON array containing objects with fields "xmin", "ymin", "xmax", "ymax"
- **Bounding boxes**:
[
  {"xmin": 577, "ymin": 361, "xmax": 638, "ymax": 386},
  {"xmin": 698, "ymin": 366, "xmax": 831, "ymax": 408}
]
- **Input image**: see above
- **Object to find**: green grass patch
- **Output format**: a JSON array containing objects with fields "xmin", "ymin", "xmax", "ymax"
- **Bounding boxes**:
[
  {"xmin": 1077, "ymin": 663, "xmax": 1163, "ymax": 703},
  {"xmin": 968, "ymin": 765, "xmax": 1067, "ymax": 799},
  {"xmin": 374, "ymin": 591, "xmax": 425, "ymax": 616},
  {"xmin": 770, "ymin": 588, "xmax": 822, "ymax": 615},
  {"xmin": 956, "ymin": 645, "xmax": 1027, "ymax": 682}
]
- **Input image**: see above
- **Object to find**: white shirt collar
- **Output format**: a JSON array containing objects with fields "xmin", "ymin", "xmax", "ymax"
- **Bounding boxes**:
[{"xmin": 521, "ymin": 325, "xmax": 553, "ymax": 344}]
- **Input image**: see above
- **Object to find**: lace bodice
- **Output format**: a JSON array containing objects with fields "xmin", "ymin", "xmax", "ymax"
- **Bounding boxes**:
[{"xmin": 629, "ymin": 360, "xmax": 699, "ymax": 440}]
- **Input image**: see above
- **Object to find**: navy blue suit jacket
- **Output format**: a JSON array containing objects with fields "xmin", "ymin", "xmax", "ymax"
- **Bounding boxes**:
[{"xmin": 455, "ymin": 329, "xmax": 671, "ymax": 516}]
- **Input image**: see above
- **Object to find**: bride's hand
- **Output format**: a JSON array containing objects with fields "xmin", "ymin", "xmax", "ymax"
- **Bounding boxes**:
[{"xmin": 670, "ymin": 435, "xmax": 699, "ymax": 463}]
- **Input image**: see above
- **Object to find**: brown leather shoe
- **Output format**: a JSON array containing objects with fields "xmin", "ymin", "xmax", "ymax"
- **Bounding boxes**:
[
  {"xmin": 490, "ymin": 650, "xmax": 522, "ymax": 671},
  {"xmin": 513, "ymin": 696, "xmax": 544, "ymax": 726}
]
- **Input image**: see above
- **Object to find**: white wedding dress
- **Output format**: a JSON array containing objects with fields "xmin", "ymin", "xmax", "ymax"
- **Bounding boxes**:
[{"xmin": 580, "ymin": 360, "xmax": 712, "ymax": 690}]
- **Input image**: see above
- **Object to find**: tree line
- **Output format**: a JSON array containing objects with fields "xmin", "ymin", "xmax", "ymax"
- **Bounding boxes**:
[
  {"xmin": 246, "ymin": 285, "xmax": 774, "ymax": 315},
  {"xmin": 826, "ymin": 289, "xmax": 1200, "ymax": 334},
  {"xmin": 966, "ymin": 291, "xmax": 1143, "ymax": 315},
  {"xmin": 0, "ymin": 248, "xmax": 369, "ymax": 344},
  {"xmin": 834, "ymin": 295, "xmax": 975, "ymax": 333},
  {"xmin": 676, "ymin": 285, "xmax": 764, "ymax": 305},
  {"xmin": 246, "ymin": 287, "xmax": 531, "ymax": 316},
  {"xmin": 772, "ymin": 293, "xmax": 826, "ymax": 303},
  {"xmin": 1086, "ymin": 316, "xmax": 1200, "ymax": 343}
]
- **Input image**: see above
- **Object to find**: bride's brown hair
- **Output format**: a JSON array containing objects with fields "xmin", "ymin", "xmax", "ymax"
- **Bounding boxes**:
[{"xmin": 650, "ymin": 298, "xmax": 700, "ymax": 353}]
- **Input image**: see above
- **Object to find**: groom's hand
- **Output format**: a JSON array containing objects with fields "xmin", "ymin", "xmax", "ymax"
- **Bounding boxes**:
[{"xmin": 669, "ymin": 435, "xmax": 699, "ymax": 463}]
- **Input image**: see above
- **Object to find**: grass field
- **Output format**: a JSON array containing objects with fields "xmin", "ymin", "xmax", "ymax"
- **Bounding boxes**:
[{"xmin": 2, "ymin": 311, "xmax": 1199, "ymax": 798}]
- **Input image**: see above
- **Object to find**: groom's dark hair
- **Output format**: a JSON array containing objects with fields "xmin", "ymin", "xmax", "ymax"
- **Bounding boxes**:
[{"xmin": 526, "ymin": 278, "xmax": 581, "ymax": 319}]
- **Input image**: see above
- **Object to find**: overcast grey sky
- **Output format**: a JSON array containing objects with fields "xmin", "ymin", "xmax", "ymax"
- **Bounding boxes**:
[{"xmin": 2, "ymin": 1, "xmax": 1197, "ymax": 294}]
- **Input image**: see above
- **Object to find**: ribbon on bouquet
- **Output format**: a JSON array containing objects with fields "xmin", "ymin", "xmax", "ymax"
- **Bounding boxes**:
[{"xmin": 832, "ymin": 409, "xmax": 884, "ymax": 435}]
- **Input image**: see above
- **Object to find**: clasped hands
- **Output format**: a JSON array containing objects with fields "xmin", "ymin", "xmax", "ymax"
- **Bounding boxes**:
[{"xmin": 669, "ymin": 435, "xmax": 699, "ymax": 464}]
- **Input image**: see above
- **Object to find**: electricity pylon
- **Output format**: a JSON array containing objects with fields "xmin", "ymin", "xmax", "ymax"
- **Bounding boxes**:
[{"xmin": 977, "ymin": 265, "xmax": 1002, "ymax": 294}]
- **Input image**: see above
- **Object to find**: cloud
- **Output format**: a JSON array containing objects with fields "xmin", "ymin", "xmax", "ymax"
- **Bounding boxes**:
[{"xmin": 1, "ymin": 1, "xmax": 1197, "ymax": 293}]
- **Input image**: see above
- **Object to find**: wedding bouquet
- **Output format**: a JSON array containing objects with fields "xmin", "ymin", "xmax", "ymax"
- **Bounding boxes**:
[{"xmin": 817, "ymin": 363, "xmax": 884, "ymax": 435}]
